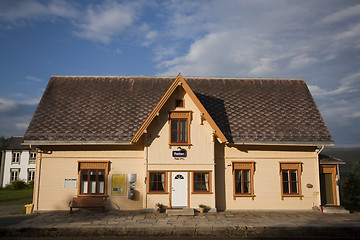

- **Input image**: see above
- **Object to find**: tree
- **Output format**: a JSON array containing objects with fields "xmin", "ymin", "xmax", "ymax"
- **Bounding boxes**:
[
  {"xmin": 342, "ymin": 161, "xmax": 360, "ymax": 209},
  {"xmin": 0, "ymin": 136, "xmax": 9, "ymax": 150}
]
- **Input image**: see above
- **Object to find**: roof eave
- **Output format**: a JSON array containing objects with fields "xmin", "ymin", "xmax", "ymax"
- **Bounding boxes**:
[
  {"xmin": 230, "ymin": 141, "xmax": 334, "ymax": 146},
  {"xmin": 22, "ymin": 140, "xmax": 133, "ymax": 146}
]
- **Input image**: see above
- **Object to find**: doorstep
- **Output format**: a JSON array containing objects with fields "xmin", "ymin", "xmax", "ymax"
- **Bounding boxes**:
[{"xmin": 166, "ymin": 208, "xmax": 195, "ymax": 216}]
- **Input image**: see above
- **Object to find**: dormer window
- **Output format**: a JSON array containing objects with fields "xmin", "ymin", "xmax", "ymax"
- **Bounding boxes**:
[{"xmin": 169, "ymin": 111, "xmax": 191, "ymax": 146}]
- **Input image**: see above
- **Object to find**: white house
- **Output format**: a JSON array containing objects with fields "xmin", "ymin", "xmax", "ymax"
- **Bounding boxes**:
[{"xmin": 0, "ymin": 136, "xmax": 36, "ymax": 187}]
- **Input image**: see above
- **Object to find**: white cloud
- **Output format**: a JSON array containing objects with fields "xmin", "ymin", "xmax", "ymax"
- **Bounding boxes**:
[
  {"xmin": 322, "ymin": 4, "xmax": 360, "ymax": 23},
  {"xmin": 25, "ymin": 76, "xmax": 43, "ymax": 82},
  {"xmin": 288, "ymin": 54, "xmax": 319, "ymax": 70},
  {"xmin": 0, "ymin": 98, "xmax": 16, "ymax": 112},
  {"xmin": 333, "ymin": 23, "xmax": 360, "ymax": 42},
  {"xmin": 16, "ymin": 123, "xmax": 29, "ymax": 130},
  {"xmin": 309, "ymin": 72, "xmax": 360, "ymax": 98},
  {"xmin": 0, "ymin": 0, "xmax": 77, "ymax": 26},
  {"xmin": 73, "ymin": 1, "xmax": 138, "ymax": 44}
]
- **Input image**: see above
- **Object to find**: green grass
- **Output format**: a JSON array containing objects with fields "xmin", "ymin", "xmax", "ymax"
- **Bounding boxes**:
[{"xmin": 0, "ymin": 188, "xmax": 33, "ymax": 205}]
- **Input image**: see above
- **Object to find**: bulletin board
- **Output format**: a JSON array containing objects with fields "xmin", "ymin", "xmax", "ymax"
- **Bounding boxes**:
[{"xmin": 111, "ymin": 174, "xmax": 126, "ymax": 195}]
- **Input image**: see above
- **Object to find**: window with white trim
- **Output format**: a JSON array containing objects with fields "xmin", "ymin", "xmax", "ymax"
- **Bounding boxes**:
[
  {"xmin": 12, "ymin": 152, "xmax": 20, "ymax": 164},
  {"xmin": 27, "ymin": 168, "xmax": 35, "ymax": 182},
  {"xmin": 10, "ymin": 169, "xmax": 20, "ymax": 182}
]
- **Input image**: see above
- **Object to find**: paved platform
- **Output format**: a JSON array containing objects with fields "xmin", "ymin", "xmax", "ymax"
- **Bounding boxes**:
[{"xmin": 0, "ymin": 210, "xmax": 359, "ymax": 238}]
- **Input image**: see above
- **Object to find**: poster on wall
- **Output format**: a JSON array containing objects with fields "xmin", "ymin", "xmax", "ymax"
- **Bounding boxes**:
[{"xmin": 112, "ymin": 174, "xmax": 126, "ymax": 195}]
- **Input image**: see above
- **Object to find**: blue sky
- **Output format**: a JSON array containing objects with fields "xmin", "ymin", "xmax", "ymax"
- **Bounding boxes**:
[{"xmin": 0, "ymin": 0, "xmax": 359, "ymax": 147}]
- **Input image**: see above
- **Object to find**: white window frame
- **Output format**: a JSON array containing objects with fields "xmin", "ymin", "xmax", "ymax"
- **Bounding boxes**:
[
  {"xmin": 29, "ymin": 151, "xmax": 36, "ymax": 164},
  {"xmin": 28, "ymin": 168, "xmax": 35, "ymax": 182},
  {"xmin": 12, "ymin": 152, "xmax": 21, "ymax": 164},
  {"xmin": 10, "ymin": 168, "xmax": 20, "ymax": 182}
]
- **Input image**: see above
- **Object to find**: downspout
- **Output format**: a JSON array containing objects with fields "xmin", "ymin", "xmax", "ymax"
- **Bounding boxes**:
[
  {"xmin": 0, "ymin": 150, "xmax": 5, "ymax": 188},
  {"xmin": 35, "ymin": 149, "xmax": 42, "ymax": 211},
  {"xmin": 144, "ymin": 133, "xmax": 149, "ymax": 209},
  {"xmin": 315, "ymin": 145, "xmax": 325, "ymax": 209}
]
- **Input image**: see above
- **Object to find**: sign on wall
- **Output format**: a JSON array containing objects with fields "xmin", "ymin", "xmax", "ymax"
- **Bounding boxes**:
[
  {"xmin": 172, "ymin": 150, "xmax": 187, "ymax": 157},
  {"xmin": 64, "ymin": 179, "xmax": 77, "ymax": 189},
  {"xmin": 112, "ymin": 174, "xmax": 126, "ymax": 195}
]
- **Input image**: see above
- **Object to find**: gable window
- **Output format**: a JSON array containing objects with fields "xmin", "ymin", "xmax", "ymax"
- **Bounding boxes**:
[
  {"xmin": 233, "ymin": 162, "xmax": 255, "ymax": 199},
  {"xmin": 78, "ymin": 161, "xmax": 109, "ymax": 196},
  {"xmin": 169, "ymin": 111, "xmax": 191, "ymax": 146},
  {"xmin": 12, "ymin": 152, "xmax": 20, "ymax": 164},
  {"xmin": 28, "ymin": 168, "xmax": 35, "ymax": 182},
  {"xmin": 148, "ymin": 172, "xmax": 167, "ymax": 193},
  {"xmin": 280, "ymin": 162, "xmax": 302, "ymax": 199},
  {"xmin": 10, "ymin": 169, "xmax": 20, "ymax": 182},
  {"xmin": 192, "ymin": 172, "xmax": 211, "ymax": 193}
]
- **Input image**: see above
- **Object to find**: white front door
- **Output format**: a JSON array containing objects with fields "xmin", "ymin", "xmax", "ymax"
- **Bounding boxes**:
[{"xmin": 171, "ymin": 172, "xmax": 188, "ymax": 208}]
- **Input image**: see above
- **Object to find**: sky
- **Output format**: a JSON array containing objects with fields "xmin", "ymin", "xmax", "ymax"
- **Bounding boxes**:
[{"xmin": 0, "ymin": 0, "xmax": 359, "ymax": 147}]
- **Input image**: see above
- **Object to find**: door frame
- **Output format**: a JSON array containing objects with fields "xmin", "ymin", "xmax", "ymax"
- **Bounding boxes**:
[
  {"xmin": 320, "ymin": 165, "xmax": 337, "ymax": 206},
  {"xmin": 170, "ymin": 171, "xmax": 190, "ymax": 208}
]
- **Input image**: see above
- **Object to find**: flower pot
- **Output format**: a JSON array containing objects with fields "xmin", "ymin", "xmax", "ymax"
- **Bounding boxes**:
[{"xmin": 199, "ymin": 207, "xmax": 205, "ymax": 213}]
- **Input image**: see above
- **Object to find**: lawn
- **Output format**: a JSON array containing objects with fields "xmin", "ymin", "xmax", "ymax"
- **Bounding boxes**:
[{"xmin": 0, "ymin": 188, "xmax": 33, "ymax": 217}]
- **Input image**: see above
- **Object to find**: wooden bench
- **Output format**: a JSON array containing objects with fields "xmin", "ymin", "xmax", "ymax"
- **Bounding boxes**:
[{"xmin": 69, "ymin": 196, "xmax": 106, "ymax": 213}]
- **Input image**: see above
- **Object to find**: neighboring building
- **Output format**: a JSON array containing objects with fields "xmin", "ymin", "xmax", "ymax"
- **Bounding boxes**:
[
  {"xmin": 23, "ymin": 74, "xmax": 342, "ymax": 212},
  {"xmin": 0, "ymin": 137, "xmax": 36, "ymax": 187}
]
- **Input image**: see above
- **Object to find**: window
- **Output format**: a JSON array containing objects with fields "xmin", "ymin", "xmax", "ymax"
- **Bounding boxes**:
[
  {"xmin": 28, "ymin": 168, "xmax": 35, "ymax": 182},
  {"xmin": 233, "ymin": 162, "xmax": 255, "ymax": 199},
  {"xmin": 12, "ymin": 152, "xmax": 20, "ymax": 164},
  {"xmin": 280, "ymin": 162, "xmax": 302, "ymax": 199},
  {"xmin": 29, "ymin": 152, "xmax": 36, "ymax": 164},
  {"xmin": 193, "ymin": 172, "xmax": 211, "ymax": 193},
  {"xmin": 169, "ymin": 111, "xmax": 191, "ymax": 146},
  {"xmin": 80, "ymin": 169, "xmax": 105, "ymax": 194},
  {"xmin": 78, "ymin": 161, "xmax": 109, "ymax": 196},
  {"xmin": 171, "ymin": 119, "xmax": 187, "ymax": 143},
  {"xmin": 10, "ymin": 169, "xmax": 20, "ymax": 182},
  {"xmin": 148, "ymin": 172, "xmax": 167, "ymax": 193}
]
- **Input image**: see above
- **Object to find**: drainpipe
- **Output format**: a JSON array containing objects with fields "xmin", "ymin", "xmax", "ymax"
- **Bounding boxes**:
[
  {"xmin": 35, "ymin": 149, "xmax": 42, "ymax": 211},
  {"xmin": 0, "ymin": 150, "xmax": 5, "ymax": 188},
  {"xmin": 315, "ymin": 145, "xmax": 325, "ymax": 209},
  {"xmin": 144, "ymin": 133, "xmax": 149, "ymax": 209}
]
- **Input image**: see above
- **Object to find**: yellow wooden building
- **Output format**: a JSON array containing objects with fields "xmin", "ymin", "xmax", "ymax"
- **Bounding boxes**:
[{"xmin": 23, "ymin": 74, "xmax": 341, "ymax": 212}]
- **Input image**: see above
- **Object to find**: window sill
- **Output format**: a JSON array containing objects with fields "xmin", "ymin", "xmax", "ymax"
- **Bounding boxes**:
[
  {"xmin": 77, "ymin": 194, "xmax": 108, "ymax": 197},
  {"xmin": 281, "ymin": 194, "xmax": 303, "ymax": 200},
  {"xmin": 147, "ymin": 191, "xmax": 169, "ymax": 194},
  {"xmin": 234, "ymin": 194, "xmax": 255, "ymax": 200},
  {"xmin": 191, "ymin": 191, "xmax": 213, "ymax": 194},
  {"xmin": 169, "ymin": 143, "xmax": 191, "ymax": 149}
]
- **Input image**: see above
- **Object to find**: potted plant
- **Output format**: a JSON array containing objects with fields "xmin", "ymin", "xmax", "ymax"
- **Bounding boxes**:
[
  {"xmin": 199, "ymin": 204, "xmax": 206, "ymax": 213},
  {"xmin": 156, "ymin": 203, "xmax": 164, "ymax": 213}
]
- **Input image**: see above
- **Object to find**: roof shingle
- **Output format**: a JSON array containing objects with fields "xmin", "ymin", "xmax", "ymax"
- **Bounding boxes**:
[{"xmin": 23, "ymin": 76, "xmax": 333, "ymax": 145}]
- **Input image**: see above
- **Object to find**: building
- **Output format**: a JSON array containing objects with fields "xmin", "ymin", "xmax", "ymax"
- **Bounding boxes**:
[
  {"xmin": 23, "ymin": 74, "xmax": 341, "ymax": 211},
  {"xmin": 0, "ymin": 137, "xmax": 36, "ymax": 187}
]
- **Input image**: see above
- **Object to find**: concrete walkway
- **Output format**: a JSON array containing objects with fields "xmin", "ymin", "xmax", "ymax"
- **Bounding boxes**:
[{"xmin": 0, "ymin": 210, "xmax": 360, "ymax": 238}]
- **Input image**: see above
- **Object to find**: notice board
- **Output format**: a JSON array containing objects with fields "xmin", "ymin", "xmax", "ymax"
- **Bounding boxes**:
[{"xmin": 112, "ymin": 174, "xmax": 126, "ymax": 195}]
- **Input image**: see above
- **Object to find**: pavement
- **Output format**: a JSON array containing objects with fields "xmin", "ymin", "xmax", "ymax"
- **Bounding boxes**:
[{"xmin": 0, "ymin": 209, "xmax": 360, "ymax": 239}]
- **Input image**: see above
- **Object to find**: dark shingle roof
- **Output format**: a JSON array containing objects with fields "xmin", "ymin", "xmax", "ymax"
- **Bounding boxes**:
[
  {"xmin": 23, "ymin": 76, "xmax": 333, "ymax": 145},
  {"xmin": 5, "ymin": 137, "xmax": 30, "ymax": 150},
  {"xmin": 319, "ymin": 154, "xmax": 345, "ymax": 165}
]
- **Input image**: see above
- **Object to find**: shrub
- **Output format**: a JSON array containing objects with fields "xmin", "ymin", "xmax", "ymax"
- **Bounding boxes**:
[
  {"xmin": 27, "ymin": 181, "xmax": 34, "ymax": 189},
  {"xmin": 5, "ymin": 180, "xmax": 28, "ymax": 190}
]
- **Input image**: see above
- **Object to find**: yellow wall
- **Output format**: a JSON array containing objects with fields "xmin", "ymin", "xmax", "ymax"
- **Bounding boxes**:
[
  {"xmin": 34, "ymin": 147, "xmax": 144, "ymax": 211},
  {"xmin": 145, "ymin": 90, "xmax": 216, "ymax": 209},
  {"xmin": 216, "ymin": 144, "xmax": 321, "ymax": 210}
]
